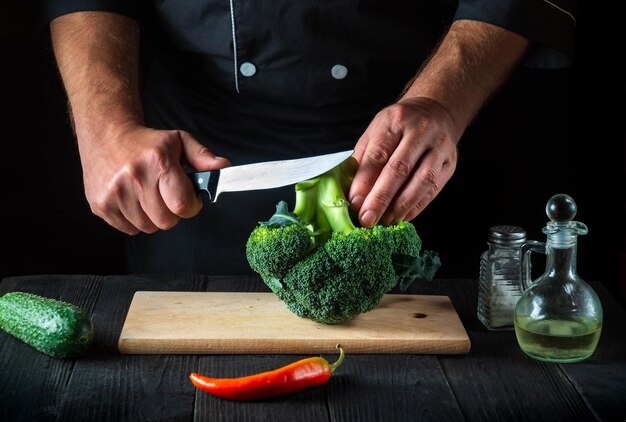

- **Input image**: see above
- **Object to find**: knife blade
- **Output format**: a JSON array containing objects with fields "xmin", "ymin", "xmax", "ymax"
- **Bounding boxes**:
[{"xmin": 189, "ymin": 150, "xmax": 353, "ymax": 202}]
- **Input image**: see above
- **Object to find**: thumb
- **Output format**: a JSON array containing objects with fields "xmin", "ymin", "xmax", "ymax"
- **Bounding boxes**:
[{"xmin": 178, "ymin": 130, "xmax": 231, "ymax": 170}]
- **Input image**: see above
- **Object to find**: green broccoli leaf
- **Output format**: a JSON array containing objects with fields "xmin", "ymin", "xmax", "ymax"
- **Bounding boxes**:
[
  {"xmin": 393, "ymin": 250, "xmax": 441, "ymax": 291},
  {"xmin": 259, "ymin": 201, "xmax": 303, "ymax": 227}
]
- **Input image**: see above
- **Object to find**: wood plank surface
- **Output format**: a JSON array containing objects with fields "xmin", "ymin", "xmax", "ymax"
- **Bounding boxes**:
[
  {"xmin": 326, "ymin": 354, "xmax": 465, "ymax": 421},
  {"xmin": 56, "ymin": 275, "xmax": 205, "ymax": 422},
  {"xmin": 1, "ymin": 275, "xmax": 624, "ymax": 422},
  {"xmin": 117, "ymin": 291, "xmax": 470, "ymax": 355}
]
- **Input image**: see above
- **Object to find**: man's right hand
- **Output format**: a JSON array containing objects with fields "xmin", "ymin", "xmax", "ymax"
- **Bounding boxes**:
[
  {"xmin": 50, "ymin": 12, "xmax": 232, "ymax": 235},
  {"xmin": 79, "ymin": 124, "xmax": 231, "ymax": 235}
]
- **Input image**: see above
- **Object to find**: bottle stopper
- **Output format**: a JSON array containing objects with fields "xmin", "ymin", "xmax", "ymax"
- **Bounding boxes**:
[
  {"xmin": 543, "ymin": 193, "xmax": 588, "ymax": 244},
  {"xmin": 546, "ymin": 193, "xmax": 577, "ymax": 222}
]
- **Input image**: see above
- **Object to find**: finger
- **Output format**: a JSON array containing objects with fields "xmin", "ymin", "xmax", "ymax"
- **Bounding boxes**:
[
  {"xmin": 178, "ymin": 130, "xmax": 231, "ymax": 171},
  {"xmin": 98, "ymin": 209, "xmax": 141, "ymax": 236},
  {"xmin": 159, "ymin": 164, "xmax": 203, "ymax": 219},
  {"xmin": 348, "ymin": 123, "xmax": 402, "ymax": 215},
  {"xmin": 158, "ymin": 130, "xmax": 230, "ymax": 220},
  {"xmin": 98, "ymin": 192, "xmax": 159, "ymax": 235},
  {"xmin": 118, "ymin": 196, "xmax": 160, "ymax": 234},
  {"xmin": 351, "ymin": 134, "xmax": 369, "ymax": 165},
  {"xmin": 89, "ymin": 186, "xmax": 153, "ymax": 235},
  {"xmin": 347, "ymin": 137, "xmax": 370, "ymax": 212},
  {"xmin": 380, "ymin": 149, "xmax": 456, "ymax": 225},
  {"xmin": 136, "ymin": 175, "xmax": 182, "ymax": 230}
]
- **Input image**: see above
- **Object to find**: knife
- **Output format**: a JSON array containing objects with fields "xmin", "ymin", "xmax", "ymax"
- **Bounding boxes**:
[{"xmin": 189, "ymin": 150, "xmax": 353, "ymax": 202}]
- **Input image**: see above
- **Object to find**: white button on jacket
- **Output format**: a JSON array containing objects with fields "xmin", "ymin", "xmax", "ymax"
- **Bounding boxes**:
[
  {"xmin": 240, "ymin": 61, "xmax": 257, "ymax": 77},
  {"xmin": 331, "ymin": 64, "xmax": 348, "ymax": 80}
]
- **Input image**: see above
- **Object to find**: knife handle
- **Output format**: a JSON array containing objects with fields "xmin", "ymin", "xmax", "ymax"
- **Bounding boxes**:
[{"xmin": 188, "ymin": 170, "xmax": 220, "ymax": 202}]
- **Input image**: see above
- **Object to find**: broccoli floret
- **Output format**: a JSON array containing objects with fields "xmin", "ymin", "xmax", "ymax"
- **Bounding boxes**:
[
  {"xmin": 387, "ymin": 221, "xmax": 423, "ymax": 257},
  {"xmin": 246, "ymin": 201, "xmax": 313, "ymax": 279},
  {"xmin": 281, "ymin": 247, "xmax": 343, "ymax": 320},
  {"xmin": 245, "ymin": 156, "xmax": 440, "ymax": 324}
]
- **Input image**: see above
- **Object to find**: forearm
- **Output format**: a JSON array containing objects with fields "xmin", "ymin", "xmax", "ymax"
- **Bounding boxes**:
[
  {"xmin": 50, "ymin": 11, "xmax": 143, "ymax": 143},
  {"xmin": 402, "ymin": 19, "xmax": 529, "ymax": 140}
]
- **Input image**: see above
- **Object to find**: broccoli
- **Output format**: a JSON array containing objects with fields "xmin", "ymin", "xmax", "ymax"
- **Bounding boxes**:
[{"xmin": 246, "ymin": 156, "xmax": 441, "ymax": 324}]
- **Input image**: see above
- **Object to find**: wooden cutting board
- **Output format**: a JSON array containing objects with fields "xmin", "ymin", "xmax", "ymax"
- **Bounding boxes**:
[{"xmin": 118, "ymin": 292, "xmax": 470, "ymax": 355}]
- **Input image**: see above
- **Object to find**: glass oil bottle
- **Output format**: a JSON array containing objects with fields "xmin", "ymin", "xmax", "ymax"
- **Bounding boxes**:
[{"xmin": 514, "ymin": 194, "xmax": 602, "ymax": 363}]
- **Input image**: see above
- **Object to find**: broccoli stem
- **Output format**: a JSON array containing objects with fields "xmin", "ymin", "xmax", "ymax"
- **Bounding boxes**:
[
  {"xmin": 293, "ymin": 178, "xmax": 319, "ymax": 226},
  {"xmin": 317, "ymin": 165, "xmax": 356, "ymax": 234},
  {"xmin": 294, "ymin": 158, "xmax": 358, "ymax": 245}
]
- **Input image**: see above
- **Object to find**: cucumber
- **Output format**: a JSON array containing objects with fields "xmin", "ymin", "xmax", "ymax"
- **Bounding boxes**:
[{"xmin": 0, "ymin": 291, "xmax": 94, "ymax": 358}]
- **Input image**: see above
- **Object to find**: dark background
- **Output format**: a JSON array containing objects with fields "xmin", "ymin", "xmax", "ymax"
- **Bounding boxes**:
[{"xmin": 1, "ymin": 3, "xmax": 624, "ymax": 304}]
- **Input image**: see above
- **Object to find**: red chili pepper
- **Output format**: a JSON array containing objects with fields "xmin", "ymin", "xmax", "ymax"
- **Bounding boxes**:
[{"xmin": 189, "ymin": 344, "xmax": 345, "ymax": 401}]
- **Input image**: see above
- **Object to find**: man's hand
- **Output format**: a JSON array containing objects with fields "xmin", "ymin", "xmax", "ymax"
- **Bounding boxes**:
[
  {"xmin": 50, "ymin": 12, "xmax": 233, "ymax": 235},
  {"xmin": 80, "ymin": 124, "xmax": 230, "ymax": 235},
  {"xmin": 349, "ymin": 20, "xmax": 529, "ymax": 227},
  {"xmin": 349, "ymin": 97, "xmax": 458, "ymax": 227}
]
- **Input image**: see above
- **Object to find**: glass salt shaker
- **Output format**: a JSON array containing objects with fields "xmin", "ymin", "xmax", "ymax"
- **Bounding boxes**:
[{"xmin": 477, "ymin": 225, "xmax": 526, "ymax": 330}]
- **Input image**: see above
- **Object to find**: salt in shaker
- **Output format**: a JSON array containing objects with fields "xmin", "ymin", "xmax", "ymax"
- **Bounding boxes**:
[{"xmin": 477, "ymin": 225, "xmax": 526, "ymax": 330}]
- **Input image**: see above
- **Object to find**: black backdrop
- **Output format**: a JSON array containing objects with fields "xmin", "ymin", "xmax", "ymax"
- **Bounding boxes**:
[{"xmin": 1, "ymin": 2, "xmax": 624, "ymax": 304}]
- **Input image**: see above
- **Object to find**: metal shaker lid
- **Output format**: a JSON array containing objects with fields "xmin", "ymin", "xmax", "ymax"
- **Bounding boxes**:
[{"xmin": 487, "ymin": 225, "xmax": 526, "ymax": 246}]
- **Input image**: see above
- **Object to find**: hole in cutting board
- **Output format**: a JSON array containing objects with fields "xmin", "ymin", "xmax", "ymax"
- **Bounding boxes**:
[{"xmin": 411, "ymin": 313, "xmax": 427, "ymax": 318}]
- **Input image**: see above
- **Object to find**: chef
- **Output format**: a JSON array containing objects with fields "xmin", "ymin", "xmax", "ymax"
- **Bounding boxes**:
[{"xmin": 44, "ymin": 1, "xmax": 576, "ymax": 274}]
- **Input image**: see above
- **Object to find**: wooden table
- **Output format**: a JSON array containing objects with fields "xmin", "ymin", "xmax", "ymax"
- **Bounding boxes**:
[{"xmin": 1, "ymin": 275, "xmax": 624, "ymax": 421}]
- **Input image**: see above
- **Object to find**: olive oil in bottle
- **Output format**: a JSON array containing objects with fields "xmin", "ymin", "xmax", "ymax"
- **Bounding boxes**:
[{"xmin": 514, "ymin": 317, "xmax": 602, "ymax": 363}]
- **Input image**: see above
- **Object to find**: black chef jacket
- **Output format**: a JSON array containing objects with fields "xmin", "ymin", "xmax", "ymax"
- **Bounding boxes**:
[{"xmin": 44, "ymin": 0, "xmax": 577, "ymax": 275}]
